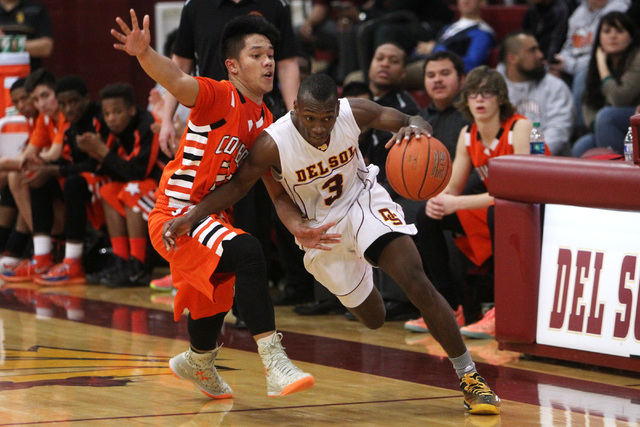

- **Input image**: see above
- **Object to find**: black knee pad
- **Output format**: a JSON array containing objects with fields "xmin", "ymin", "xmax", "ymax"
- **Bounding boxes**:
[{"xmin": 217, "ymin": 233, "xmax": 265, "ymax": 273}]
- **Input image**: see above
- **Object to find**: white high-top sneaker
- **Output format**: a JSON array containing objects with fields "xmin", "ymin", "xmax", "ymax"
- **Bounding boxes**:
[{"xmin": 258, "ymin": 332, "xmax": 315, "ymax": 397}]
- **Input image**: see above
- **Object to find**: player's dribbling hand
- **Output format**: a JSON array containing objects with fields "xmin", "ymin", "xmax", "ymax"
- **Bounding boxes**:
[
  {"xmin": 385, "ymin": 122, "xmax": 433, "ymax": 148},
  {"xmin": 162, "ymin": 216, "xmax": 193, "ymax": 252},
  {"xmin": 294, "ymin": 222, "xmax": 341, "ymax": 251},
  {"xmin": 111, "ymin": 9, "xmax": 151, "ymax": 57}
]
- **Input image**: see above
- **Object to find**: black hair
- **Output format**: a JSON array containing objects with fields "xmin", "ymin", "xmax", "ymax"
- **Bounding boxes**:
[
  {"xmin": 298, "ymin": 73, "xmax": 338, "ymax": 103},
  {"xmin": 584, "ymin": 12, "xmax": 640, "ymax": 111},
  {"xmin": 423, "ymin": 50, "xmax": 466, "ymax": 78},
  {"xmin": 219, "ymin": 15, "xmax": 280, "ymax": 75},
  {"xmin": 24, "ymin": 68, "xmax": 56, "ymax": 94},
  {"xmin": 341, "ymin": 81, "xmax": 372, "ymax": 99},
  {"xmin": 498, "ymin": 30, "xmax": 536, "ymax": 64},
  {"xmin": 99, "ymin": 83, "xmax": 135, "ymax": 106},
  {"xmin": 10, "ymin": 77, "xmax": 27, "ymax": 93},
  {"xmin": 372, "ymin": 41, "xmax": 408, "ymax": 66},
  {"xmin": 55, "ymin": 75, "xmax": 88, "ymax": 96}
]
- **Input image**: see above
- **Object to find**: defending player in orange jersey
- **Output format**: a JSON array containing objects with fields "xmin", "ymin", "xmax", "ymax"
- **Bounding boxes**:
[
  {"xmin": 161, "ymin": 73, "xmax": 502, "ymax": 415},
  {"xmin": 111, "ymin": 9, "xmax": 330, "ymax": 398}
]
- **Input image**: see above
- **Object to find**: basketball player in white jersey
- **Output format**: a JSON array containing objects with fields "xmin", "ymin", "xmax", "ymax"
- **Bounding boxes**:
[{"xmin": 162, "ymin": 73, "xmax": 501, "ymax": 415}]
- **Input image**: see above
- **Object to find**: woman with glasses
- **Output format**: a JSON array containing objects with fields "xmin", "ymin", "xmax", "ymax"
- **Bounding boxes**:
[{"xmin": 415, "ymin": 65, "xmax": 532, "ymax": 338}]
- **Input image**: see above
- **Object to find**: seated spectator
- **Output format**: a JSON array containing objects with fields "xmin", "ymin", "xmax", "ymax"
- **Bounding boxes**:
[
  {"xmin": 416, "ymin": 66, "xmax": 533, "ymax": 338},
  {"xmin": 497, "ymin": 31, "xmax": 575, "ymax": 155},
  {"xmin": 521, "ymin": 0, "xmax": 572, "ymax": 64},
  {"xmin": 412, "ymin": 0, "xmax": 496, "ymax": 73},
  {"xmin": 79, "ymin": 83, "xmax": 163, "ymax": 287},
  {"xmin": 0, "ymin": 77, "xmax": 38, "ymax": 271},
  {"xmin": 549, "ymin": 0, "xmax": 630, "ymax": 133},
  {"xmin": 418, "ymin": 51, "xmax": 470, "ymax": 157},
  {"xmin": 405, "ymin": 51, "xmax": 471, "ymax": 333},
  {"xmin": 0, "ymin": 69, "xmax": 67, "ymax": 280},
  {"xmin": 361, "ymin": 43, "xmax": 421, "ymax": 177},
  {"xmin": 3, "ymin": 75, "xmax": 104, "ymax": 285},
  {"xmin": 572, "ymin": 12, "xmax": 640, "ymax": 157}
]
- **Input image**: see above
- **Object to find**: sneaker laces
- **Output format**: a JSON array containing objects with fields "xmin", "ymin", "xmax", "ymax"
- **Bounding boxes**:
[
  {"xmin": 461, "ymin": 373, "xmax": 493, "ymax": 397},
  {"xmin": 261, "ymin": 333, "xmax": 300, "ymax": 377}
]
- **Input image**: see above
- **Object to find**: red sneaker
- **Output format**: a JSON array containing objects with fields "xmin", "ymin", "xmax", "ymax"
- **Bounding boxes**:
[
  {"xmin": 35, "ymin": 258, "xmax": 86, "ymax": 286},
  {"xmin": 460, "ymin": 307, "xmax": 495, "ymax": 339},
  {"xmin": 150, "ymin": 274, "xmax": 174, "ymax": 292},
  {"xmin": 0, "ymin": 254, "xmax": 53, "ymax": 282},
  {"xmin": 404, "ymin": 305, "xmax": 465, "ymax": 333}
]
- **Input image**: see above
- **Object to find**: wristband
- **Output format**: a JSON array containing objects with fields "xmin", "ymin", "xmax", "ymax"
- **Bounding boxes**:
[{"xmin": 601, "ymin": 75, "xmax": 613, "ymax": 88}]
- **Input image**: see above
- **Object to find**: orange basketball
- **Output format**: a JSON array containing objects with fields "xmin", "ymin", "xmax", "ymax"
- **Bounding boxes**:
[{"xmin": 385, "ymin": 135, "xmax": 452, "ymax": 201}]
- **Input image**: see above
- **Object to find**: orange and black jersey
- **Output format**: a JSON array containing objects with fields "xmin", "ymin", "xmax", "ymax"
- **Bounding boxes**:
[
  {"xmin": 58, "ymin": 102, "xmax": 105, "ymax": 178},
  {"xmin": 99, "ymin": 108, "xmax": 163, "ymax": 183},
  {"xmin": 157, "ymin": 78, "xmax": 272, "ymax": 208}
]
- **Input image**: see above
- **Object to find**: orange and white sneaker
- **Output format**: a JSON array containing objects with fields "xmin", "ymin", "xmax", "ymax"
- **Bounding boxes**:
[
  {"xmin": 0, "ymin": 254, "xmax": 53, "ymax": 282},
  {"xmin": 170, "ymin": 347, "xmax": 233, "ymax": 399},
  {"xmin": 460, "ymin": 307, "xmax": 495, "ymax": 339},
  {"xmin": 35, "ymin": 258, "xmax": 86, "ymax": 286},
  {"xmin": 150, "ymin": 273, "xmax": 174, "ymax": 292},
  {"xmin": 258, "ymin": 332, "xmax": 314, "ymax": 397},
  {"xmin": 405, "ymin": 305, "xmax": 466, "ymax": 333}
]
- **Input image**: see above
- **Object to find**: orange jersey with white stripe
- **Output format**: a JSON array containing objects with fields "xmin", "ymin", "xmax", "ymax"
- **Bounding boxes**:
[
  {"xmin": 464, "ymin": 114, "xmax": 526, "ymax": 187},
  {"xmin": 157, "ymin": 78, "xmax": 272, "ymax": 211},
  {"xmin": 28, "ymin": 111, "xmax": 67, "ymax": 150}
]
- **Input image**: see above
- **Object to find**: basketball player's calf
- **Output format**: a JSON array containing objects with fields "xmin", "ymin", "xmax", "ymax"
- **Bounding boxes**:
[{"xmin": 377, "ymin": 234, "xmax": 501, "ymax": 415}]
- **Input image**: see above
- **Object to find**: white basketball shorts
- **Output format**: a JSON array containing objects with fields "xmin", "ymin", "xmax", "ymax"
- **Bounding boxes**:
[{"xmin": 303, "ymin": 182, "xmax": 417, "ymax": 308}]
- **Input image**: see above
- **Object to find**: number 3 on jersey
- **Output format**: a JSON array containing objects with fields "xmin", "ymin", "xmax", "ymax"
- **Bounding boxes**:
[{"xmin": 322, "ymin": 174, "xmax": 344, "ymax": 206}]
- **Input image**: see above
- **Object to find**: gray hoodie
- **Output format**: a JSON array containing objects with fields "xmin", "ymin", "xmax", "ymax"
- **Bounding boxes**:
[{"xmin": 497, "ymin": 63, "xmax": 576, "ymax": 156}]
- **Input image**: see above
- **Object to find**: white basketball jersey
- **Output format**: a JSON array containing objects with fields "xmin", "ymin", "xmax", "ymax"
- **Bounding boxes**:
[{"xmin": 267, "ymin": 98, "xmax": 374, "ymax": 227}]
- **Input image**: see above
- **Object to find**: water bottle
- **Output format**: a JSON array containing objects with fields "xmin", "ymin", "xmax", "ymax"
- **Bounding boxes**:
[
  {"xmin": 624, "ymin": 126, "xmax": 634, "ymax": 163},
  {"xmin": 530, "ymin": 122, "xmax": 545, "ymax": 155}
]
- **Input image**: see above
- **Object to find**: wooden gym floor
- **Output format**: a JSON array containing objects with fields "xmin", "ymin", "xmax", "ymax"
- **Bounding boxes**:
[{"xmin": 1, "ymin": 275, "xmax": 640, "ymax": 426}]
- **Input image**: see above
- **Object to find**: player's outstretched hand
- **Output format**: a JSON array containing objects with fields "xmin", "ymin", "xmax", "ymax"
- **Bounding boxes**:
[
  {"xmin": 111, "ymin": 9, "xmax": 151, "ymax": 57},
  {"xmin": 162, "ymin": 215, "xmax": 194, "ymax": 252},
  {"xmin": 385, "ymin": 122, "xmax": 433, "ymax": 149},
  {"xmin": 294, "ymin": 222, "xmax": 341, "ymax": 251}
]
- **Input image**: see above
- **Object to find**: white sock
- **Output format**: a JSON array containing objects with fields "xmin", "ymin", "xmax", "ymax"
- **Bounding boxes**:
[
  {"xmin": 33, "ymin": 235, "xmax": 51, "ymax": 256},
  {"xmin": 64, "ymin": 242, "xmax": 83, "ymax": 260}
]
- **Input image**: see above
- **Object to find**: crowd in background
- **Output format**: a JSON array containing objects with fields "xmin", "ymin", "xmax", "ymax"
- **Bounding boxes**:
[{"xmin": 0, "ymin": 0, "xmax": 639, "ymax": 342}]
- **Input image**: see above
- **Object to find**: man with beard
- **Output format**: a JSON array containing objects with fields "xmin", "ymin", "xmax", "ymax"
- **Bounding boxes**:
[{"xmin": 497, "ymin": 31, "xmax": 575, "ymax": 156}]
